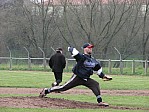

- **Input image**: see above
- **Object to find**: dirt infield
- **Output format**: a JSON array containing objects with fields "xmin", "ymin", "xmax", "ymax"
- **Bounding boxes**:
[{"xmin": 0, "ymin": 88, "xmax": 149, "ymax": 110}]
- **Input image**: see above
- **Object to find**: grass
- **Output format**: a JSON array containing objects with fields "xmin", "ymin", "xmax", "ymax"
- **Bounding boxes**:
[
  {"xmin": 0, "ymin": 70, "xmax": 149, "ymax": 90},
  {"xmin": 1, "ymin": 62, "xmax": 149, "ymax": 75},
  {"xmin": 0, "ymin": 70, "xmax": 149, "ymax": 112},
  {"xmin": 1, "ymin": 108, "xmax": 147, "ymax": 112}
]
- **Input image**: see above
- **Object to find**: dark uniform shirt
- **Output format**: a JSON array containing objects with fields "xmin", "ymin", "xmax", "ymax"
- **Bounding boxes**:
[
  {"xmin": 72, "ymin": 53, "xmax": 101, "ymax": 79},
  {"xmin": 49, "ymin": 52, "xmax": 66, "ymax": 72}
]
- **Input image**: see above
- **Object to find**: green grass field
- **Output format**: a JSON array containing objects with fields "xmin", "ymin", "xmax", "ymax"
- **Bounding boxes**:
[{"xmin": 0, "ymin": 70, "xmax": 149, "ymax": 112}]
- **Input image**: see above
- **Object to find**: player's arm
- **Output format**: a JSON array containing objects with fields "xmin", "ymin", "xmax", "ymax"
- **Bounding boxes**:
[
  {"xmin": 97, "ymin": 68, "xmax": 112, "ymax": 81},
  {"xmin": 62, "ymin": 56, "xmax": 66, "ymax": 68},
  {"xmin": 49, "ymin": 57, "xmax": 53, "ymax": 68},
  {"xmin": 68, "ymin": 47, "xmax": 84, "ymax": 61},
  {"xmin": 94, "ymin": 64, "xmax": 112, "ymax": 81},
  {"xmin": 68, "ymin": 47, "xmax": 79, "ymax": 57}
]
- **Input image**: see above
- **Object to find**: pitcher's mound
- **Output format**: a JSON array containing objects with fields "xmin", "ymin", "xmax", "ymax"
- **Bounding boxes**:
[{"xmin": 0, "ymin": 96, "xmax": 104, "ymax": 109}]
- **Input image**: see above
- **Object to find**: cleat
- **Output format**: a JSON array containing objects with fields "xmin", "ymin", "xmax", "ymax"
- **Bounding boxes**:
[
  {"xmin": 51, "ymin": 82, "xmax": 58, "ymax": 87},
  {"xmin": 39, "ymin": 88, "xmax": 48, "ymax": 98},
  {"xmin": 103, "ymin": 75, "xmax": 112, "ymax": 81},
  {"xmin": 98, "ymin": 102, "xmax": 109, "ymax": 107}
]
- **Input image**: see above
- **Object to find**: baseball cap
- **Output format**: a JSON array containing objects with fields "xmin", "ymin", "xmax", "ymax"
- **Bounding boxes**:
[
  {"xmin": 82, "ymin": 43, "xmax": 94, "ymax": 49},
  {"xmin": 56, "ymin": 47, "xmax": 63, "ymax": 51}
]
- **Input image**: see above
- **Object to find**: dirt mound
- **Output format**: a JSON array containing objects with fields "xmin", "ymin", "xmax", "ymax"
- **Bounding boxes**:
[
  {"xmin": 0, "ymin": 88, "xmax": 149, "ymax": 110},
  {"xmin": 0, "ymin": 96, "xmax": 148, "ymax": 110},
  {"xmin": 0, "ymin": 97, "xmax": 102, "ymax": 109}
]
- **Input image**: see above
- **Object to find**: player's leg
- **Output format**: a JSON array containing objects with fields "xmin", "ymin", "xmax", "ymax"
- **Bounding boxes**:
[
  {"xmin": 50, "ymin": 74, "xmax": 84, "ymax": 92},
  {"xmin": 83, "ymin": 78, "xmax": 109, "ymax": 106},
  {"xmin": 39, "ymin": 74, "xmax": 83, "ymax": 97},
  {"xmin": 52, "ymin": 72, "xmax": 62, "ymax": 87}
]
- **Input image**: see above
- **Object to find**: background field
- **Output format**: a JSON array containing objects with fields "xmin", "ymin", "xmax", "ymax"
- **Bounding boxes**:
[{"xmin": 0, "ymin": 70, "xmax": 149, "ymax": 112}]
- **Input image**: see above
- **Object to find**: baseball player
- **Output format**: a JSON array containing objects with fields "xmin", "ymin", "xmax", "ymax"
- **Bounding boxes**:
[{"xmin": 39, "ymin": 43, "xmax": 112, "ymax": 106}]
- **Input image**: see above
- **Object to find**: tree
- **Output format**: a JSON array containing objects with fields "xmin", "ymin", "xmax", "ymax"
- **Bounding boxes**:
[{"xmin": 140, "ymin": 1, "xmax": 149, "ymax": 67}]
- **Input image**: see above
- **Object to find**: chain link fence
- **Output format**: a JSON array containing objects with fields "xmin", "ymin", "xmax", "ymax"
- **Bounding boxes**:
[
  {"xmin": 0, "ymin": 56, "xmax": 148, "ymax": 75},
  {"xmin": 0, "ymin": 46, "xmax": 149, "ymax": 75}
]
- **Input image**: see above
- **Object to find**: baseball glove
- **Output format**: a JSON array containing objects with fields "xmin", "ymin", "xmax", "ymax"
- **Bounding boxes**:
[{"xmin": 102, "ymin": 75, "xmax": 112, "ymax": 81}]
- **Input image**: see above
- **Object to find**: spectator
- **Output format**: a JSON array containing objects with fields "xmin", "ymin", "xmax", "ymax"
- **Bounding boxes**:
[{"xmin": 49, "ymin": 47, "xmax": 66, "ymax": 87}]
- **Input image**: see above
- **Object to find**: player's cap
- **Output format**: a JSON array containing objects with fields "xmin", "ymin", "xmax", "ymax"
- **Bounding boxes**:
[
  {"xmin": 82, "ymin": 43, "xmax": 94, "ymax": 49},
  {"xmin": 56, "ymin": 47, "xmax": 63, "ymax": 51}
]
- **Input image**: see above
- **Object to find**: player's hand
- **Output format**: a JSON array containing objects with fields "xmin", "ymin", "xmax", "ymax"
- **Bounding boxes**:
[
  {"xmin": 102, "ymin": 75, "xmax": 112, "ymax": 81},
  {"xmin": 68, "ymin": 47, "xmax": 79, "ymax": 56},
  {"xmin": 68, "ymin": 47, "xmax": 74, "ymax": 52}
]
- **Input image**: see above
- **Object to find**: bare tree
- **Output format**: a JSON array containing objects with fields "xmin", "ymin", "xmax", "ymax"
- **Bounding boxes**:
[
  {"xmin": 140, "ymin": 0, "xmax": 149, "ymax": 67},
  {"xmin": 59, "ymin": 0, "xmax": 139, "ymax": 59},
  {"xmin": 21, "ymin": 0, "xmax": 63, "ymax": 57},
  {"xmin": 0, "ymin": 0, "xmax": 149, "ymax": 61}
]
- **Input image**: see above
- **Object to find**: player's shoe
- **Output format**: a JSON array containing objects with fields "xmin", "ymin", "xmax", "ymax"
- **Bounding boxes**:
[
  {"xmin": 51, "ymin": 83, "xmax": 56, "ymax": 87},
  {"xmin": 51, "ymin": 83, "xmax": 61, "ymax": 93},
  {"xmin": 51, "ymin": 82, "xmax": 58, "ymax": 87},
  {"xmin": 98, "ymin": 102, "xmax": 109, "ymax": 107},
  {"xmin": 103, "ymin": 75, "xmax": 112, "ymax": 81},
  {"xmin": 39, "ymin": 88, "xmax": 48, "ymax": 98}
]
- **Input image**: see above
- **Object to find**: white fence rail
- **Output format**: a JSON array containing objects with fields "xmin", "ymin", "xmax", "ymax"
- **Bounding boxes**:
[{"xmin": 0, "ymin": 57, "xmax": 149, "ymax": 75}]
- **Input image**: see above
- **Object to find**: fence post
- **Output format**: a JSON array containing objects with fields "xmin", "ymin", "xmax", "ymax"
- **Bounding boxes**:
[
  {"xmin": 145, "ymin": 59, "xmax": 148, "ymax": 75},
  {"xmin": 120, "ymin": 59, "xmax": 123, "ymax": 75},
  {"xmin": 24, "ymin": 47, "xmax": 31, "ymax": 70},
  {"xmin": 132, "ymin": 59, "xmax": 135, "ymax": 74},
  {"xmin": 7, "ymin": 47, "xmax": 12, "ymax": 70},
  {"xmin": 114, "ymin": 47, "xmax": 123, "ymax": 75},
  {"xmin": 108, "ymin": 59, "xmax": 111, "ymax": 74},
  {"xmin": 38, "ymin": 47, "xmax": 46, "ymax": 70}
]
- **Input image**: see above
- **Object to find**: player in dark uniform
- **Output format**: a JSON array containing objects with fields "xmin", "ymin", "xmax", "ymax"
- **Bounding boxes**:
[
  {"xmin": 39, "ymin": 43, "xmax": 112, "ymax": 106},
  {"xmin": 49, "ymin": 47, "xmax": 66, "ymax": 87}
]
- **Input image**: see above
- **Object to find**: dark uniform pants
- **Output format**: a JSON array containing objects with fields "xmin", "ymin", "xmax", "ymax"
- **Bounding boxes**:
[
  {"xmin": 54, "ymin": 72, "xmax": 62, "ymax": 85},
  {"xmin": 50, "ymin": 74, "xmax": 101, "ymax": 96}
]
